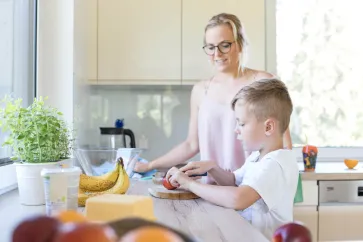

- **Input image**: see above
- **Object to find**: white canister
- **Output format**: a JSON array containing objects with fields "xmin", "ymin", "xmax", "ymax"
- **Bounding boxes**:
[{"xmin": 40, "ymin": 167, "xmax": 81, "ymax": 216}]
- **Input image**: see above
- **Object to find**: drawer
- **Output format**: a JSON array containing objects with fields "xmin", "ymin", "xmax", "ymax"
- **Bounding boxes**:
[{"xmin": 318, "ymin": 205, "xmax": 363, "ymax": 241}]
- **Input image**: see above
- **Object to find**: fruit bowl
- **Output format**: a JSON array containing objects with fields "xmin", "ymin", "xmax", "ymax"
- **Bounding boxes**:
[{"xmin": 74, "ymin": 147, "xmax": 143, "ymax": 176}]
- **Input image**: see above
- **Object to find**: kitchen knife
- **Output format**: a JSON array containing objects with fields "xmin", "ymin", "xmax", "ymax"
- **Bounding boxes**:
[
  {"xmin": 189, "ymin": 172, "xmax": 207, "ymax": 177},
  {"xmin": 141, "ymin": 172, "xmax": 208, "ymax": 181}
]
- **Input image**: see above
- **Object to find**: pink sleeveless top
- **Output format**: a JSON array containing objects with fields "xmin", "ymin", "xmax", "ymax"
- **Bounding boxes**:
[{"xmin": 198, "ymin": 81, "xmax": 246, "ymax": 184}]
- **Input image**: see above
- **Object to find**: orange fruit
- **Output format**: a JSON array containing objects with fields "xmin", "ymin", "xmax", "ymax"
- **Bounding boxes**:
[
  {"xmin": 344, "ymin": 159, "xmax": 359, "ymax": 169},
  {"xmin": 119, "ymin": 226, "xmax": 184, "ymax": 242},
  {"xmin": 56, "ymin": 210, "xmax": 88, "ymax": 224},
  {"xmin": 53, "ymin": 223, "xmax": 117, "ymax": 242}
]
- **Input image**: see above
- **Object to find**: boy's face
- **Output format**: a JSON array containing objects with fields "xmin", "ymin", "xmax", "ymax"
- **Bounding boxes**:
[{"xmin": 234, "ymin": 102, "xmax": 266, "ymax": 152}]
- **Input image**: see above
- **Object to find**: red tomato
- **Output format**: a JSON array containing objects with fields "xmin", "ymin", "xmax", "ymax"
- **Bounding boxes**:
[{"xmin": 162, "ymin": 178, "xmax": 177, "ymax": 190}]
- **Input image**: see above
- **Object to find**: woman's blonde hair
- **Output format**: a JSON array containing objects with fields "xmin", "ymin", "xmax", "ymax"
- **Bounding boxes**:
[{"xmin": 204, "ymin": 13, "xmax": 249, "ymax": 73}]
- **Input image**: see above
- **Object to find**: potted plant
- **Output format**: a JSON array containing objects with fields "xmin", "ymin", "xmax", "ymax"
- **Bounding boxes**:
[{"xmin": 0, "ymin": 95, "xmax": 74, "ymax": 205}]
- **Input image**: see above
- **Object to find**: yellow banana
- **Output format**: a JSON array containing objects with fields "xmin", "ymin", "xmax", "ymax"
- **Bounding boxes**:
[
  {"xmin": 79, "ymin": 160, "xmax": 120, "ymax": 191},
  {"xmin": 78, "ymin": 158, "xmax": 130, "ymax": 207}
]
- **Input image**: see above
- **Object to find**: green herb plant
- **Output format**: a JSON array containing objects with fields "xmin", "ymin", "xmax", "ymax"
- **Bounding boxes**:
[{"xmin": 0, "ymin": 95, "xmax": 74, "ymax": 163}]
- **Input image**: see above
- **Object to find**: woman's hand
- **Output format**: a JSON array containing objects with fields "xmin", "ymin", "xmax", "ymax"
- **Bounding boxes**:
[
  {"xmin": 166, "ymin": 167, "xmax": 194, "ymax": 190},
  {"xmin": 133, "ymin": 161, "xmax": 152, "ymax": 173},
  {"xmin": 179, "ymin": 161, "xmax": 216, "ymax": 178}
]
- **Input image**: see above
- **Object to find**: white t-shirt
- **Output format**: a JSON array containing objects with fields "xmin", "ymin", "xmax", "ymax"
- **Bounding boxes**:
[{"xmin": 233, "ymin": 149, "xmax": 299, "ymax": 240}]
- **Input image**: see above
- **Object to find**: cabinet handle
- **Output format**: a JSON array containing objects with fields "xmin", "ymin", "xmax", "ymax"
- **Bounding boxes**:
[{"xmin": 358, "ymin": 186, "xmax": 363, "ymax": 196}]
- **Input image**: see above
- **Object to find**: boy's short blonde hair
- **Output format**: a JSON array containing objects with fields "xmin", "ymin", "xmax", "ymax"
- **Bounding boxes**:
[{"xmin": 231, "ymin": 78, "xmax": 293, "ymax": 134}]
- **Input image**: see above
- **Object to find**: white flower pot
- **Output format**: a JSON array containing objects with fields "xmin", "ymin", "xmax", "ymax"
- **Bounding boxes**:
[{"xmin": 14, "ymin": 159, "xmax": 73, "ymax": 206}]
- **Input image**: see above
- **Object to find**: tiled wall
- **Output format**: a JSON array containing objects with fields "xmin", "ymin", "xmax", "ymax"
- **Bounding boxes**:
[{"xmin": 74, "ymin": 84, "xmax": 200, "ymax": 161}]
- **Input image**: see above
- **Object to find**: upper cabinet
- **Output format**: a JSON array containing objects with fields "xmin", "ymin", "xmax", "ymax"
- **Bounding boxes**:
[
  {"xmin": 80, "ymin": 0, "xmax": 266, "ymax": 85},
  {"xmin": 97, "ymin": 0, "xmax": 182, "ymax": 83},
  {"xmin": 74, "ymin": 0, "xmax": 98, "ymax": 82},
  {"xmin": 182, "ymin": 0, "xmax": 266, "ymax": 82}
]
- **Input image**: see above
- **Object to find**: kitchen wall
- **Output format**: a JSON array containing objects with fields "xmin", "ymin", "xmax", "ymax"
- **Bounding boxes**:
[
  {"xmin": 74, "ymin": 84, "xmax": 199, "ymax": 161},
  {"xmin": 72, "ymin": 0, "xmax": 267, "ymax": 162}
]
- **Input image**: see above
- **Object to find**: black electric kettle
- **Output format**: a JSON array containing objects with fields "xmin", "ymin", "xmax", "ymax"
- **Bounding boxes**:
[{"xmin": 99, "ymin": 119, "xmax": 136, "ymax": 148}]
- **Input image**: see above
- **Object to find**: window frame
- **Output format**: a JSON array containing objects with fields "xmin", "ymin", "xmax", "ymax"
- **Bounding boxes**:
[
  {"xmin": 265, "ymin": 0, "xmax": 363, "ymax": 161},
  {"xmin": 0, "ymin": 0, "xmax": 37, "ymax": 162}
]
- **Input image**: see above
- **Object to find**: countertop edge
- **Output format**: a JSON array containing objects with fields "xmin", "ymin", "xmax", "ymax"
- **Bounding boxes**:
[{"xmin": 301, "ymin": 172, "xmax": 363, "ymax": 181}]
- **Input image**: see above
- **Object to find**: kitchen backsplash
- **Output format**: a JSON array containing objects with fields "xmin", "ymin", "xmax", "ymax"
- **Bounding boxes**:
[{"xmin": 74, "ymin": 84, "xmax": 201, "ymax": 161}]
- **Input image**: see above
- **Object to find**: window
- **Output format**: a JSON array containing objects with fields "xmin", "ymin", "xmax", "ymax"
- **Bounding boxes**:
[
  {"xmin": 267, "ymin": 0, "xmax": 363, "ymax": 160},
  {"xmin": 0, "ymin": 0, "xmax": 37, "ymax": 163}
]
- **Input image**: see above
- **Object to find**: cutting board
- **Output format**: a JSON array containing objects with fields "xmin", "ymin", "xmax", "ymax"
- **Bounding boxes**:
[{"xmin": 148, "ymin": 185, "xmax": 199, "ymax": 200}]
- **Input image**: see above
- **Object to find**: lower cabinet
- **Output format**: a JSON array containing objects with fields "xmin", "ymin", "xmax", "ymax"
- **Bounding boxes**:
[
  {"xmin": 293, "ymin": 180, "xmax": 363, "ymax": 241},
  {"xmin": 293, "ymin": 206, "xmax": 318, "ymax": 242},
  {"xmin": 318, "ymin": 205, "xmax": 363, "ymax": 241}
]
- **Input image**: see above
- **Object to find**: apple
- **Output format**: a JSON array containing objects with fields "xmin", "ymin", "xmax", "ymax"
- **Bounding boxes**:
[
  {"xmin": 162, "ymin": 177, "xmax": 177, "ymax": 190},
  {"xmin": 52, "ymin": 222, "xmax": 117, "ymax": 242},
  {"xmin": 12, "ymin": 215, "xmax": 61, "ymax": 242},
  {"xmin": 273, "ymin": 222, "xmax": 312, "ymax": 242}
]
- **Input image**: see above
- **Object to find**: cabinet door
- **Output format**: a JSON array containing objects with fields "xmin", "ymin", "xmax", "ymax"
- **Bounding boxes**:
[
  {"xmin": 98, "ymin": 0, "xmax": 181, "ymax": 82},
  {"xmin": 294, "ymin": 181, "xmax": 319, "ymax": 206},
  {"xmin": 74, "ymin": 0, "xmax": 97, "ymax": 82},
  {"xmin": 182, "ymin": 0, "xmax": 265, "ymax": 82},
  {"xmin": 319, "ymin": 205, "xmax": 363, "ymax": 241},
  {"xmin": 293, "ymin": 206, "xmax": 318, "ymax": 242}
]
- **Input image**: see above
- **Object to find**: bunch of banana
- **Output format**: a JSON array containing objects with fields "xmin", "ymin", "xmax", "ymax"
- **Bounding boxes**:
[
  {"xmin": 79, "ymin": 161, "xmax": 120, "ymax": 191},
  {"xmin": 78, "ymin": 157, "xmax": 130, "ymax": 207}
]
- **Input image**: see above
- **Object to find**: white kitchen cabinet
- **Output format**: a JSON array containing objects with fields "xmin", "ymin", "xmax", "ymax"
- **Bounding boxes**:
[
  {"xmin": 318, "ymin": 205, "xmax": 363, "ymax": 241},
  {"xmin": 295, "ymin": 180, "xmax": 319, "ymax": 207},
  {"xmin": 74, "ymin": 0, "xmax": 97, "ymax": 82},
  {"xmin": 182, "ymin": 0, "xmax": 265, "ymax": 82},
  {"xmin": 293, "ymin": 206, "xmax": 318, "ymax": 242},
  {"xmin": 97, "ymin": 0, "xmax": 181, "ymax": 83},
  {"xmin": 293, "ymin": 181, "xmax": 319, "ymax": 242}
]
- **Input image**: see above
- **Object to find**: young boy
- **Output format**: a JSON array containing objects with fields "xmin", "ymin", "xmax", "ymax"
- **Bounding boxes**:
[{"xmin": 166, "ymin": 78, "xmax": 299, "ymax": 240}]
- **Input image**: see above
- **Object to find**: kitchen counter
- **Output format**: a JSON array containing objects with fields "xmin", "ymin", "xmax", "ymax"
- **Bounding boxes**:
[
  {"xmin": 0, "ymin": 179, "xmax": 268, "ymax": 242},
  {"xmin": 299, "ymin": 162, "xmax": 363, "ymax": 180}
]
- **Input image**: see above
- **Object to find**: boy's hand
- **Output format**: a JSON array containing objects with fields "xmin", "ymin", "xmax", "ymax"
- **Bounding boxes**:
[
  {"xmin": 179, "ymin": 161, "xmax": 215, "ymax": 178},
  {"xmin": 166, "ymin": 167, "xmax": 194, "ymax": 190}
]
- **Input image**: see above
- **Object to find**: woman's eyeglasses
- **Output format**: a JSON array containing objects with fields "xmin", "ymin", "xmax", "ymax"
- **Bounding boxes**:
[{"xmin": 203, "ymin": 41, "xmax": 235, "ymax": 55}]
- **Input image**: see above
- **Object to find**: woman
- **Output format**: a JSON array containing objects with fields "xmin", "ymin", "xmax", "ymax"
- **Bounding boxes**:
[{"xmin": 134, "ymin": 13, "xmax": 292, "ymax": 182}]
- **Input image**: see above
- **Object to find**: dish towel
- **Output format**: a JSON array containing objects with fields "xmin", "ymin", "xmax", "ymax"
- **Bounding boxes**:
[
  {"xmin": 129, "ymin": 157, "xmax": 157, "ymax": 179},
  {"xmin": 294, "ymin": 173, "xmax": 304, "ymax": 203}
]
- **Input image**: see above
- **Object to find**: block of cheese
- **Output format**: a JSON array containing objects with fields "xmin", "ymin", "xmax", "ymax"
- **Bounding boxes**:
[{"xmin": 85, "ymin": 194, "xmax": 156, "ymax": 222}]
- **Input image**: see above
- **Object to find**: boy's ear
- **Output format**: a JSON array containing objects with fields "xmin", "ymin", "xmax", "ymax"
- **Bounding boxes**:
[{"xmin": 264, "ymin": 119, "xmax": 276, "ymax": 136}]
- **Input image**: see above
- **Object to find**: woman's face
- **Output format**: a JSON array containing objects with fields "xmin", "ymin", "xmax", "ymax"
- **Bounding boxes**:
[{"xmin": 204, "ymin": 24, "xmax": 241, "ymax": 73}]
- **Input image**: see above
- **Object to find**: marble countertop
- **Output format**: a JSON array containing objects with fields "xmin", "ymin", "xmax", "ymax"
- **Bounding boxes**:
[
  {"xmin": 0, "ymin": 179, "xmax": 268, "ymax": 242},
  {"xmin": 299, "ymin": 162, "xmax": 363, "ymax": 180}
]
